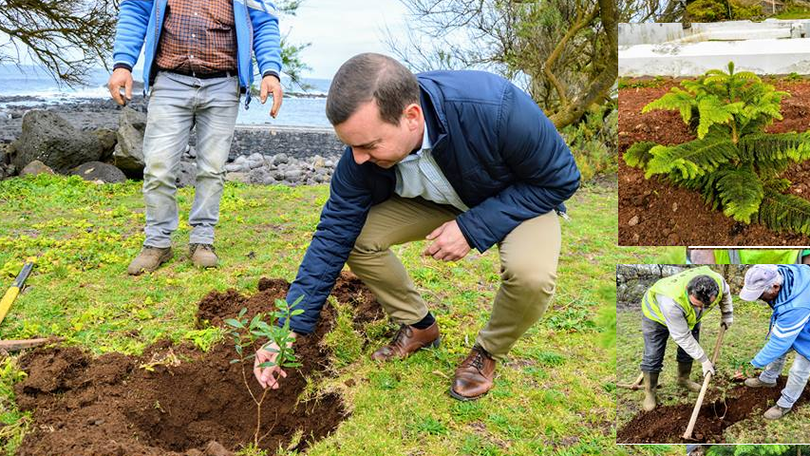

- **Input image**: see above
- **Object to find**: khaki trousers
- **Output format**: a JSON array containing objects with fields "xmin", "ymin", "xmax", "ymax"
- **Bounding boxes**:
[{"xmin": 346, "ymin": 195, "xmax": 561, "ymax": 360}]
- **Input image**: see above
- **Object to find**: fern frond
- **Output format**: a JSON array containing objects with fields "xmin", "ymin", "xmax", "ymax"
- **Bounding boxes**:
[
  {"xmin": 696, "ymin": 97, "xmax": 741, "ymax": 138},
  {"xmin": 670, "ymin": 170, "xmax": 724, "ymax": 209},
  {"xmin": 738, "ymin": 132, "xmax": 810, "ymax": 163},
  {"xmin": 715, "ymin": 166, "xmax": 764, "ymax": 223},
  {"xmin": 642, "ymin": 88, "xmax": 696, "ymax": 124},
  {"xmin": 764, "ymin": 178, "xmax": 791, "ymax": 193},
  {"xmin": 758, "ymin": 189, "xmax": 810, "ymax": 236},
  {"xmin": 645, "ymin": 137, "xmax": 738, "ymax": 179},
  {"xmin": 624, "ymin": 141, "xmax": 657, "ymax": 168}
]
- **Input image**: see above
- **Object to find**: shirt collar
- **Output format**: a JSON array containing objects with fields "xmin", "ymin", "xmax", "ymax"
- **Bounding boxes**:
[{"xmin": 420, "ymin": 121, "xmax": 432, "ymax": 152}]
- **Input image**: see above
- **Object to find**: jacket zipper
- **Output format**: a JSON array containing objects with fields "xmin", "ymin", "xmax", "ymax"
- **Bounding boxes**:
[{"xmin": 242, "ymin": 0, "xmax": 253, "ymax": 109}]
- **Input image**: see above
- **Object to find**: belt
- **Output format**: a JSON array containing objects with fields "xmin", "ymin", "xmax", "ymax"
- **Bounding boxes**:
[{"xmin": 160, "ymin": 67, "xmax": 235, "ymax": 79}]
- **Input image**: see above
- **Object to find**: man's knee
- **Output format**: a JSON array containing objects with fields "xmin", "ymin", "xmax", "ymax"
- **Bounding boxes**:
[
  {"xmin": 502, "ymin": 261, "xmax": 557, "ymax": 295},
  {"xmin": 143, "ymin": 161, "xmax": 175, "ymax": 191}
]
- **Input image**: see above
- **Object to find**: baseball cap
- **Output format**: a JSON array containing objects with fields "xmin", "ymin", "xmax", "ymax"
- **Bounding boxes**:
[{"xmin": 740, "ymin": 264, "xmax": 780, "ymax": 301}]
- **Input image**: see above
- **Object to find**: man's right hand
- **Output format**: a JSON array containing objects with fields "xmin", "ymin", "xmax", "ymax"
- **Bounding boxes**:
[
  {"xmin": 108, "ymin": 68, "xmax": 133, "ymax": 106},
  {"xmin": 253, "ymin": 332, "xmax": 297, "ymax": 389},
  {"xmin": 701, "ymin": 359, "xmax": 715, "ymax": 377}
]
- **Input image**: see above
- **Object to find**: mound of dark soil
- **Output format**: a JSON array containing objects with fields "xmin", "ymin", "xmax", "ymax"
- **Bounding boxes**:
[
  {"xmin": 617, "ymin": 376, "xmax": 810, "ymax": 443},
  {"xmin": 14, "ymin": 273, "xmax": 383, "ymax": 456}
]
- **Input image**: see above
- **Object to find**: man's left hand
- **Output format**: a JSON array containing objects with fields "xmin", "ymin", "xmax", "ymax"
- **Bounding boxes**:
[
  {"xmin": 721, "ymin": 319, "xmax": 733, "ymax": 330},
  {"xmin": 260, "ymin": 74, "xmax": 283, "ymax": 118},
  {"xmin": 423, "ymin": 220, "xmax": 471, "ymax": 261}
]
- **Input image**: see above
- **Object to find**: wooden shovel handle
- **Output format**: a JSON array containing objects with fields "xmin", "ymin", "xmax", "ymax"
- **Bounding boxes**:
[{"xmin": 683, "ymin": 325, "xmax": 726, "ymax": 440}]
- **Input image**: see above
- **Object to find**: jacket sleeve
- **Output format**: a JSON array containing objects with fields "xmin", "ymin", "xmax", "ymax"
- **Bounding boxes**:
[
  {"xmin": 248, "ymin": 0, "xmax": 282, "ymax": 78},
  {"xmin": 659, "ymin": 294, "xmax": 708, "ymax": 363},
  {"xmin": 280, "ymin": 148, "xmax": 373, "ymax": 335},
  {"xmin": 112, "ymin": 0, "xmax": 153, "ymax": 71},
  {"xmin": 720, "ymin": 279, "xmax": 734, "ymax": 324},
  {"xmin": 751, "ymin": 307, "xmax": 810, "ymax": 368},
  {"xmin": 454, "ymin": 83, "xmax": 581, "ymax": 253}
]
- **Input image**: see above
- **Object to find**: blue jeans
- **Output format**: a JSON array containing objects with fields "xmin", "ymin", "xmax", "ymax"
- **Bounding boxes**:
[
  {"xmin": 758, "ymin": 350, "xmax": 810, "ymax": 409},
  {"xmin": 141, "ymin": 71, "xmax": 239, "ymax": 248},
  {"xmin": 640, "ymin": 316, "xmax": 701, "ymax": 373}
]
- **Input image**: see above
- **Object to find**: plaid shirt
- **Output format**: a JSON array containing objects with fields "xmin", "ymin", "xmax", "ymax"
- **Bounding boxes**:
[{"xmin": 155, "ymin": 0, "xmax": 238, "ymax": 74}]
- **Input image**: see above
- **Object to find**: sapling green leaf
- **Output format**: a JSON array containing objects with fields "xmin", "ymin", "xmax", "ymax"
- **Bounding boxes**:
[{"xmin": 226, "ymin": 297, "xmax": 306, "ymax": 447}]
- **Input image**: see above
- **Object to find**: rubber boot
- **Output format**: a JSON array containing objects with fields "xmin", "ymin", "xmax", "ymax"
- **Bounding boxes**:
[
  {"xmin": 642, "ymin": 372, "xmax": 658, "ymax": 412},
  {"xmin": 677, "ymin": 362, "xmax": 702, "ymax": 392}
]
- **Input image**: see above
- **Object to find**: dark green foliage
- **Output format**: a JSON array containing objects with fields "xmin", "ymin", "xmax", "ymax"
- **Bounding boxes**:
[
  {"xmin": 705, "ymin": 444, "xmax": 795, "ymax": 456},
  {"xmin": 759, "ymin": 190, "xmax": 810, "ymax": 236},
  {"xmin": 625, "ymin": 62, "xmax": 810, "ymax": 235},
  {"xmin": 623, "ymin": 141, "xmax": 656, "ymax": 168},
  {"xmin": 716, "ymin": 166, "xmax": 763, "ymax": 223}
]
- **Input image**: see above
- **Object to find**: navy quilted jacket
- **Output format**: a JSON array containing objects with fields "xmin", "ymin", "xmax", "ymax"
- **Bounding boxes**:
[{"xmin": 283, "ymin": 70, "xmax": 580, "ymax": 334}]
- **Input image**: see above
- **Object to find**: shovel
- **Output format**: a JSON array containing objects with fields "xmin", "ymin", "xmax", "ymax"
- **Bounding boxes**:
[{"xmin": 683, "ymin": 324, "xmax": 727, "ymax": 440}]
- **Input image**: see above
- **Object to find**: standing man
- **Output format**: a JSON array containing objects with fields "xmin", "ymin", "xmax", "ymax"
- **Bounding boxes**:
[
  {"xmin": 108, "ymin": 0, "xmax": 284, "ymax": 274},
  {"xmin": 254, "ymin": 53, "xmax": 580, "ymax": 400},
  {"xmin": 740, "ymin": 264, "xmax": 810, "ymax": 420},
  {"xmin": 639, "ymin": 266, "xmax": 734, "ymax": 411}
]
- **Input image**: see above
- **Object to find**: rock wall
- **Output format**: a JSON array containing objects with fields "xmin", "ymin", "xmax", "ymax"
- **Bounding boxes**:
[{"xmin": 616, "ymin": 264, "xmax": 747, "ymax": 308}]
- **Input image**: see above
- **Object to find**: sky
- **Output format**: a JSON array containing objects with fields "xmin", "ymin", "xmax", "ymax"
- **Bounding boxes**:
[
  {"xmin": 0, "ymin": 0, "xmax": 412, "ymax": 81},
  {"xmin": 282, "ymin": 0, "xmax": 410, "ymax": 79}
]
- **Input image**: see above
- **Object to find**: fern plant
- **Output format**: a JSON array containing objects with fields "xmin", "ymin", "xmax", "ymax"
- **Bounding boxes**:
[{"xmin": 625, "ymin": 62, "xmax": 810, "ymax": 234}]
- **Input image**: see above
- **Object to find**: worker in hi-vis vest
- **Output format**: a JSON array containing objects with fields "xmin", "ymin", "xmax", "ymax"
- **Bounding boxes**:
[
  {"xmin": 689, "ymin": 249, "xmax": 810, "ymax": 265},
  {"xmin": 639, "ymin": 266, "xmax": 734, "ymax": 411}
]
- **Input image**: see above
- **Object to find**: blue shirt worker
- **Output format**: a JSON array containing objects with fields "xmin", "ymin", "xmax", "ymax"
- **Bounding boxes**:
[
  {"xmin": 740, "ymin": 264, "xmax": 810, "ymax": 420},
  {"xmin": 108, "ymin": 0, "xmax": 283, "ymax": 274}
]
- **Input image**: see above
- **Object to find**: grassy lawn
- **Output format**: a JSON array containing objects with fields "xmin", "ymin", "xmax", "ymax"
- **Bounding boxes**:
[
  {"xmin": 0, "ymin": 174, "xmax": 679, "ymax": 455},
  {"xmin": 617, "ymin": 297, "xmax": 810, "ymax": 443}
]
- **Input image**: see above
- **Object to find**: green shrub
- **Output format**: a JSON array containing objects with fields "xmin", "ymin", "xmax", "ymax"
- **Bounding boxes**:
[{"xmin": 564, "ymin": 107, "xmax": 617, "ymax": 181}]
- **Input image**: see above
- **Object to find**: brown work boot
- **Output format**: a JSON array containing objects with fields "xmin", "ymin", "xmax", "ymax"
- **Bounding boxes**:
[
  {"xmin": 449, "ymin": 345, "xmax": 496, "ymax": 401},
  {"xmin": 744, "ymin": 377, "xmax": 777, "ymax": 388},
  {"xmin": 189, "ymin": 243, "xmax": 218, "ymax": 268},
  {"xmin": 677, "ymin": 362, "xmax": 702, "ymax": 393},
  {"xmin": 370, "ymin": 322, "xmax": 440, "ymax": 362},
  {"xmin": 127, "ymin": 246, "xmax": 173, "ymax": 275}
]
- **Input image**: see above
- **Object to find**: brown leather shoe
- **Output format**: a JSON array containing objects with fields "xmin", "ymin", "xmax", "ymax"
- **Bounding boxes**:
[
  {"xmin": 370, "ymin": 322, "xmax": 440, "ymax": 362},
  {"xmin": 450, "ymin": 345, "xmax": 496, "ymax": 401},
  {"xmin": 189, "ymin": 243, "xmax": 218, "ymax": 268},
  {"xmin": 127, "ymin": 246, "xmax": 173, "ymax": 275}
]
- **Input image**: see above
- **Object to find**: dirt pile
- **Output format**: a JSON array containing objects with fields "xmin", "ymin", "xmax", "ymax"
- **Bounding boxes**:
[
  {"xmin": 617, "ymin": 377, "xmax": 810, "ymax": 443},
  {"xmin": 14, "ymin": 273, "xmax": 383, "ymax": 456}
]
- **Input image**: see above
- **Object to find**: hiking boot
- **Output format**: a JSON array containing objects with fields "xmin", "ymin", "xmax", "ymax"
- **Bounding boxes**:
[
  {"xmin": 643, "ymin": 371, "xmax": 659, "ymax": 412},
  {"xmin": 370, "ymin": 322, "xmax": 440, "ymax": 362},
  {"xmin": 450, "ymin": 345, "xmax": 496, "ymax": 401},
  {"xmin": 189, "ymin": 243, "xmax": 218, "ymax": 268},
  {"xmin": 677, "ymin": 362, "xmax": 703, "ymax": 393},
  {"xmin": 745, "ymin": 377, "xmax": 777, "ymax": 388},
  {"xmin": 764, "ymin": 404, "xmax": 791, "ymax": 420},
  {"xmin": 127, "ymin": 246, "xmax": 173, "ymax": 275}
]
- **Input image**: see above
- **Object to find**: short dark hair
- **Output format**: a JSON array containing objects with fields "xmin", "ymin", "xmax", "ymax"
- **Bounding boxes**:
[
  {"xmin": 325, "ymin": 53, "xmax": 420, "ymax": 126},
  {"xmin": 687, "ymin": 275, "xmax": 719, "ymax": 306}
]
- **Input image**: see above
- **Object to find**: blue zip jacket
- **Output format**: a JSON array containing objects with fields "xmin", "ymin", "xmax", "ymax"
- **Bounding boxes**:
[
  {"xmin": 283, "ymin": 70, "xmax": 581, "ymax": 335},
  {"xmin": 751, "ymin": 264, "xmax": 810, "ymax": 368},
  {"xmin": 111, "ymin": 0, "xmax": 282, "ymax": 107}
]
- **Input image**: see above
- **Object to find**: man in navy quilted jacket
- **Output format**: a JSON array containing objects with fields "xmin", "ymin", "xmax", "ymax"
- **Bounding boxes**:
[
  {"xmin": 108, "ymin": 0, "xmax": 283, "ymax": 274},
  {"xmin": 255, "ymin": 53, "xmax": 580, "ymax": 401}
]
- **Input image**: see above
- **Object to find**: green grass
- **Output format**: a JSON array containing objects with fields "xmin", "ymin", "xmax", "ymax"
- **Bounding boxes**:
[
  {"xmin": 617, "ymin": 297, "xmax": 810, "ymax": 443},
  {"xmin": 0, "ymin": 174, "xmax": 680, "ymax": 455}
]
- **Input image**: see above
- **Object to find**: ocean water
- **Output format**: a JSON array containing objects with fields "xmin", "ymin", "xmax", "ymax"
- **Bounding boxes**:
[{"xmin": 0, "ymin": 64, "xmax": 331, "ymax": 128}]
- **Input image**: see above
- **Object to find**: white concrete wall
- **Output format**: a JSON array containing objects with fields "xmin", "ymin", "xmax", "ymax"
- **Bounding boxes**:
[
  {"xmin": 619, "ymin": 19, "xmax": 810, "ymax": 46},
  {"xmin": 619, "ymin": 23, "xmax": 685, "ymax": 46},
  {"xmin": 619, "ymin": 38, "xmax": 810, "ymax": 76}
]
